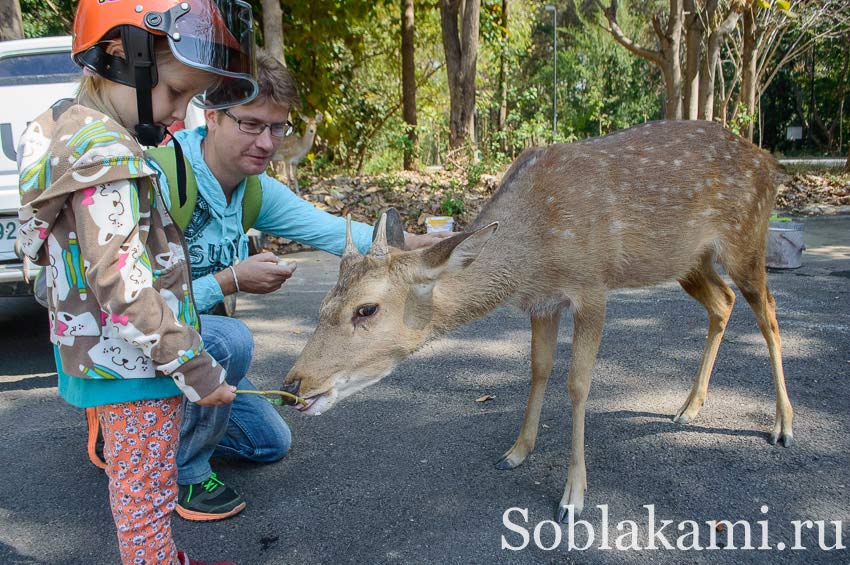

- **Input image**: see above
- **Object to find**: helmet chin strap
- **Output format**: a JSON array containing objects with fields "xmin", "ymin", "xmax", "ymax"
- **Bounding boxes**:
[
  {"xmin": 133, "ymin": 64, "xmax": 166, "ymax": 146},
  {"xmin": 125, "ymin": 26, "xmax": 166, "ymax": 146}
]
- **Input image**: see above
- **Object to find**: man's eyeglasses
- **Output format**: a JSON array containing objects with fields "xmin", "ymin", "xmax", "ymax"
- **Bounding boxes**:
[{"xmin": 223, "ymin": 110, "xmax": 295, "ymax": 138}]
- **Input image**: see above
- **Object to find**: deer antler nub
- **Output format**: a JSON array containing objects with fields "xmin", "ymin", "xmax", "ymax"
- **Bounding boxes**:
[
  {"xmin": 367, "ymin": 213, "xmax": 389, "ymax": 259},
  {"xmin": 343, "ymin": 214, "xmax": 360, "ymax": 259}
]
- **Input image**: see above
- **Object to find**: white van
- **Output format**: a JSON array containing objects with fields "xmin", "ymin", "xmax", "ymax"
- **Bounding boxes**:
[{"xmin": 0, "ymin": 36, "xmax": 78, "ymax": 296}]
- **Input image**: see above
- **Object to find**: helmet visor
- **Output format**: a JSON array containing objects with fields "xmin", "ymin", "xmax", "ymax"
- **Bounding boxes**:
[{"xmin": 167, "ymin": 0, "xmax": 258, "ymax": 109}]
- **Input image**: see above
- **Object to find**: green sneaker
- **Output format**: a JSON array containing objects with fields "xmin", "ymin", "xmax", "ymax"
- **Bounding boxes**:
[{"xmin": 176, "ymin": 472, "xmax": 246, "ymax": 521}]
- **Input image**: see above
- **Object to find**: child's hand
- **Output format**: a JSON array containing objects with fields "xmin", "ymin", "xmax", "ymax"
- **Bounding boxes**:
[{"xmin": 196, "ymin": 383, "xmax": 237, "ymax": 406}]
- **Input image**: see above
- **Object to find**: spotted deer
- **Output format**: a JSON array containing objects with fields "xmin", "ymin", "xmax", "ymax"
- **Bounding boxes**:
[
  {"xmin": 282, "ymin": 120, "xmax": 794, "ymax": 521},
  {"xmin": 273, "ymin": 111, "xmax": 322, "ymax": 194}
]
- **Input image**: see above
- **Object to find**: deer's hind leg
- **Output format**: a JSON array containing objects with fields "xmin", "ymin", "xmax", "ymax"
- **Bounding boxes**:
[
  {"xmin": 726, "ymin": 255, "xmax": 794, "ymax": 447},
  {"xmin": 674, "ymin": 254, "xmax": 737, "ymax": 424},
  {"xmin": 496, "ymin": 310, "xmax": 562, "ymax": 470}
]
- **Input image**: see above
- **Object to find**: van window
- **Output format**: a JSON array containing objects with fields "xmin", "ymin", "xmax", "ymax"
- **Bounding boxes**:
[{"xmin": 0, "ymin": 51, "xmax": 80, "ymax": 86}]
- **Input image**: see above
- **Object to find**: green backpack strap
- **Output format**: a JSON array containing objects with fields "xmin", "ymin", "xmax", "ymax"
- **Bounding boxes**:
[
  {"xmin": 146, "ymin": 145, "xmax": 263, "ymax": 232},
  {"xmin": 241, "ymin": 175, "xmax": 262, "ymax": 232},
  {"xmin": 145, "ymin": 146, "xmax": 197, "ymax": 231}
]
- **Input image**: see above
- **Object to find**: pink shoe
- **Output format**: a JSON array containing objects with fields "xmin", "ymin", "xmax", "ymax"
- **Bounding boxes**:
[{"xmin": 177, "ymin": 550, "xmax": 235, "ymax": 565}]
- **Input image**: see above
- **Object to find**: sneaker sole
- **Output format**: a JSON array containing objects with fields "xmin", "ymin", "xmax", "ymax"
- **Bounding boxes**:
[{"xmin": 175, "ymin": 501, "xmax": 246, "ymax": 522}]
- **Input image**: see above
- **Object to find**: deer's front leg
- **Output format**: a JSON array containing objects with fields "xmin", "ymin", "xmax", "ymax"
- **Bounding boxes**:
[
  {"xmin": 557, "ymin": 296, "xmax": 607, "ymax": 522},
  {"xmin": 496, "ymin": 310, "xmax": 562, "ymax": 470}
]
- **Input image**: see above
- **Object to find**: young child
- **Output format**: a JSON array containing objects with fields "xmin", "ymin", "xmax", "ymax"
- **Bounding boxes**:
[{"xmin": 16, "ymin": 0, "xmax": 258, "ymax": 562}]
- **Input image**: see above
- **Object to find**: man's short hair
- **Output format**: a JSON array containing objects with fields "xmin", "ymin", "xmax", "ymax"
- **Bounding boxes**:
[{"xmin": 253, "ymin": 53, "xmax": 300, "ymax": 110}]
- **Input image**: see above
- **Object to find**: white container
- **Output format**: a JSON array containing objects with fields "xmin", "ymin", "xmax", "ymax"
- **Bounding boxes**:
[
  {"xmin": 425, "ymin": 216, "xmax": 454, "ymax": 233},
  {"xmin": 766, "ymin": 221, "xmax": 805, "ymax": 269}
]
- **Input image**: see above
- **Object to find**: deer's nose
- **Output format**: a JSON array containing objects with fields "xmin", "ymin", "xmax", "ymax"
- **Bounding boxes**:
[{"xmin": 282, "ymin": 379, "xmax": 301, "ymax": 397}]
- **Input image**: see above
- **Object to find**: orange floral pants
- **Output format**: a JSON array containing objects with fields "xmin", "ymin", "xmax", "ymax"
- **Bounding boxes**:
[{"xmin": 97, "ymin": 397, "xmax": 183, "ymax": 565}]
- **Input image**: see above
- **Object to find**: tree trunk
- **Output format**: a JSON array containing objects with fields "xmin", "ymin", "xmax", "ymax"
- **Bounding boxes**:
[
  {"xmin": 261, "ymin": 0, "xmax": 286, "ymax": 66},
  {"xmin": 440, "ymin": 0, "xmax": 480, "ymax": 150},
  {"xmin": 656, "ymin": 0, "xmax": 684, "ymax": 120},
  {"xmin": 0, "ymin": 0, "xmax": 24, "ymax": 41},
  {"xmin": 699, "ymin": 3, "xmax": 741, "ymax": 121},
  {"xmin": 401, "ymin": 0, "xmax": 418, "ymax": 170},
  {"xmin": 741, "ymin": 6, "xmax": 758, "ymax": 141},
  {"xmin": 497, "ymin": 0, "xmax": 509, "ymax": 152},
  {"xmin": 683, "ymin": 0, "xmax": 702, "ymax": 120}
]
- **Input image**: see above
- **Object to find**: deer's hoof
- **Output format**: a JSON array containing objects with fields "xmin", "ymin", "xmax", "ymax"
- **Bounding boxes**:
[
  {"xmin": 769, "ymin": 432, "xmax": 794, "ymax": 448},
  {"xmin": 673, "ymin": 412, "xmax": 690, "ymax": 425},
  {"xmin": 556, "ymin": 502, "xmax": 584, "ymax": 523},
  {"xmin": 494, "ymin": 453, "xmax": 524, "ymax": 470}
]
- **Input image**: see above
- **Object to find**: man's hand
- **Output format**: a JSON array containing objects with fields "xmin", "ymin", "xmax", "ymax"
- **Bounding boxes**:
[
  {"xmin": 196, "ymin": 383, "xmax": 237, "ymax": 406},
  {"xmin": 403, "ymin": 231, "xmax": 455, "ymax": 250},
  {"xmin": 217, "ymin": 252, "xmax": 297, "ymax": 295}
]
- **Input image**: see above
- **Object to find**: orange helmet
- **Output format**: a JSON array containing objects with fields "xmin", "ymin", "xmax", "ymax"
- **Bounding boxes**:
[{"xmin": 72, "ymin": 0, "xmax": 257, "ymax": 144}]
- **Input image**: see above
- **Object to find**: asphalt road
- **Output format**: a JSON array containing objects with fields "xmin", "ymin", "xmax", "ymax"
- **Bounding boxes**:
[{"xmin": 1, "ymin": 216, "xmax": 849, "ymax": 564}]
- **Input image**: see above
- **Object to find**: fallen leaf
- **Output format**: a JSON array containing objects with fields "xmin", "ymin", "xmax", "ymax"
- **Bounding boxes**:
[{"xmin": 475, "ymin": 394, "xmax": 495, "ymax": 403}]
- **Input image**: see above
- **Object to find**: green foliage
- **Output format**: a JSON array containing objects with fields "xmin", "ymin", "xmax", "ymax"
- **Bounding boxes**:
[
  {"xmin": 440, "ymin": 182, "xmax": 466, "ymax": 216},
  {"xmin": 769, "ymin": 214, "xmax": 792, "ymax": 222},
  {"xmin": 23, "ymin": 0, "xmax": 844, "ymax": 175},
  {"xmin": 728, "ymin": 102, "xmax": 758, "ymax": 137},
  {"xmin": 20, "ymin": 0, "xmax": 74, "ymax": 37}
]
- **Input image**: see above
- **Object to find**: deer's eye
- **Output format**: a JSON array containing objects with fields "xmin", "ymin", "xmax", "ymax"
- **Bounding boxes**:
[{"xmin": 353, "ymin": 304, "xmax": 379, "ymax": 322}]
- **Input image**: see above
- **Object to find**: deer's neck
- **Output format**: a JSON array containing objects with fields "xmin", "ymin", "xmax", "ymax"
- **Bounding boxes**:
[{"xmin": 430, "ymin": 257, "xmax": 520, "ymax": 335}]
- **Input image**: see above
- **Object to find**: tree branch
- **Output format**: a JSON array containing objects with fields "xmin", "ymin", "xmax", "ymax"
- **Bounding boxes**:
[{"xmin": 596, "ymin": 0, "xmax": 663, "ymax": 65}]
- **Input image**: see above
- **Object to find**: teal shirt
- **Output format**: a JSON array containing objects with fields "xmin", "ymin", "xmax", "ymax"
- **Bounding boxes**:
[{"xmin": 56, "ymin": 347, "xmax": 180, "ymax": 408}]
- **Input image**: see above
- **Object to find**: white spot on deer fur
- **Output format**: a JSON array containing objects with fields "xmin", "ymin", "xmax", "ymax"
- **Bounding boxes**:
[
  {"xmin": 657, "ymin": 160, "xmax": 666, "ymax": 166},
  {"xmin": 716, "ymin": 193, "xmax": 725, "ymax": 200},
  {"xmin": 546, "ymin": 196, "xmax": 555, "ymax": 204},
  {"xmin": 562, "ymin": 229, "xmax": 574, "ymax": 238},
  {"xmin": 745, "ymin": 170, "xmax": 753, "ymax": 178},
  {"xmin": 724, "ymin": 154, "xmax": 732, "ymax": 160},
  {"xmin": 548, "ymin": 228, "xmax": 560, "ymax": 236},
  {"xmin": 611, "ymin": 220, "xmax": 624, "ymax": 233},
  {"xmin": 673, "ymin": 159, "xmax": 682, "ymax": 167},
  {"xmin": 640, "ymin": 157, "xmax": 650, "ymax": 164},
  {"xmin": 704, "ymin": 179, "xmax": 713, "ymax": 188},
  {"xmin": 697, "ymin": 128, "xmax": 706, "ymax": 133},
  {"xmin": 645, "ymin": 146, "xmax": 655, "ymax": 152},
  {"xmin": 687, "ymin": 219, "xmax": 696, "ymax": 227},
  {"xmin": 701, "ymin": 208, "xmax": 715, "ymax": 217}
]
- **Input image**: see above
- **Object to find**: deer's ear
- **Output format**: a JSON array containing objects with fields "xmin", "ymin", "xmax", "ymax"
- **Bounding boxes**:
[{"xmin": 420, "ymin": 222, "xmax": 498, "ymax": 279}]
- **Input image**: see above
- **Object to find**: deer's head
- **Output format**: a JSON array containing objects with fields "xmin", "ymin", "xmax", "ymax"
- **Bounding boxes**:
[
  {"xmin": 282, "ymin": 213, "xmax": 498, "ymax": 415},
  {"xmin": 303, "ymin": 111, "xmax": 322, "ymax": 132}
]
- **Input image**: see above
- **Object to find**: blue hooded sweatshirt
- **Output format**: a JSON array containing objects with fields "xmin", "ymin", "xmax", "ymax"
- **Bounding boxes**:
[{"xmin": 156, "ymin": 126, "xmax": 374, "ymax": 313}]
